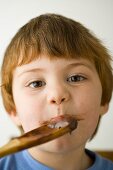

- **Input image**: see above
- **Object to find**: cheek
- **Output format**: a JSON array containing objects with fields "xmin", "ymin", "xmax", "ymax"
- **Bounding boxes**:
[
  {"xmin": 72, "ymin": 86, "xmax": 102, "ymax": 133},
  {"xmin": 13, "ymin": 92, "xmax": 46, "ymax": 132},
  {"xmin": 74, "ymin": 84, "xmax": 102, "ymax": 114},
  {"xmin": 76, "ymin": 92, "xmax": 101, "ymax": 122}
]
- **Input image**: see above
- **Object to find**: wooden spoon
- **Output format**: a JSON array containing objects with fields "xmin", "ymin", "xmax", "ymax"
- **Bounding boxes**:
[{"xmin": 0, "ymin": 116, "xmax": 78, "ymax": 157}]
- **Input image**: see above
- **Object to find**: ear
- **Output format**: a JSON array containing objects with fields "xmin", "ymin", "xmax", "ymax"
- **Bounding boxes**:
[
  {"xmin": 9, "ymin": 111, "xmax": 22, "ymax": 126},
  {"xmin": 100, "ymin": 103, "xmax": 109, "ymax": 116}
]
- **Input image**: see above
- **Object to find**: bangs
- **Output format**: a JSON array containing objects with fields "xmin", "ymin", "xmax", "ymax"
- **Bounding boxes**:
[{"xmin": 15, "ymin": 14, "xmax": 97, "ymax": 66}]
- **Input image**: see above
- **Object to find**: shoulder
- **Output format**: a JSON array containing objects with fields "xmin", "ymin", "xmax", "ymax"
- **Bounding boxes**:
[
  {"xmin": 0, "ymin": 152, "xmax": 25, "ymax": 170},
  {"xmin": 0, "ymin": 154, "xmax": 16, "ymax": 170},
  {"xmin": 0, "ymin": 151, "xmax": 25, "ymax": 170},
  {"xmin": 86, "ymin": 149, "xmax": 113, "ymax": 170},
  {"xmin": 0, "ymin": 150, "xmax": 53, "ymax": 170}
]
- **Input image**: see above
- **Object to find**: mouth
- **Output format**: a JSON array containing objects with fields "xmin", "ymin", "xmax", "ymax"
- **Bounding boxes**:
[
  {"xmin": 41, "ymin": 114, "xmax": 81, "ymax": 130},
  {"xmin": 49, "ymin": 120, "xmax": 69, "ymax": 129}
]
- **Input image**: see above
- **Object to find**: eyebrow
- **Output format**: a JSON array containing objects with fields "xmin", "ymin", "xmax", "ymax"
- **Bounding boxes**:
[
  {"xmin": 17, "ymin": 68, "xmax": 44, "ymax": 77},
  {"xmin": 17, "ymin": 61, "xmax": 94, "ymax": 77},
  {"xmin": 66, "ymin": 62, "xmax": 94, "ymax": 71}
]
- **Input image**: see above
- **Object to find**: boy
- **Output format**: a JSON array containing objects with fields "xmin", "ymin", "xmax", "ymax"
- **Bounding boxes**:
[{"xmin": 0, "ymin": 13, "xmax": 113, "ymax": 170}]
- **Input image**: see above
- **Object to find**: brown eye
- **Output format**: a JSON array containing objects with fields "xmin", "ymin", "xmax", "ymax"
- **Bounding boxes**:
[
  {"xmin": 28, "ymin": 81, "xmax": 46, "ymax": 88},
  {"xmin": 67, "ymin": 75, "xmax": 86, "ymax": 82}
]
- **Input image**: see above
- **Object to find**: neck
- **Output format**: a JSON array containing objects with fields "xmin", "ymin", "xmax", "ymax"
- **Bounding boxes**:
[{"xmin": 28, "ymin": 147, "xmax": 93, "ymax": 170}]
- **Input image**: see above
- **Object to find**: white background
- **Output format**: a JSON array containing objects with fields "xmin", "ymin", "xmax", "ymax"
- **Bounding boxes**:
[{"xmin": 0, "ymin": 0, "xmax": 113, "ymax": 150}]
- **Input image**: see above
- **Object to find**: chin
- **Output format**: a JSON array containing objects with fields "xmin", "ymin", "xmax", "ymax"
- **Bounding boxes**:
[{"xmin": 38, "ymin": 134, "xmax": 75, "ymax": 154}]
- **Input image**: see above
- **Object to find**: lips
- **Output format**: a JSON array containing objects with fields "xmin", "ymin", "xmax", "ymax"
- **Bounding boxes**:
[
  {"xmin": 42, "ymin": 114, "xmax": 79, "ymax": 129},
  {"xmin": 48, "ymin": 120, "xmax": 69, "ymax": 129}
]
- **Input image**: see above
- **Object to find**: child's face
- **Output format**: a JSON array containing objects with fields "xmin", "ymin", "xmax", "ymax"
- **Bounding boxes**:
[{"xmin": 11, "ymin": 56, "xmax": 108, "ymax": 153}]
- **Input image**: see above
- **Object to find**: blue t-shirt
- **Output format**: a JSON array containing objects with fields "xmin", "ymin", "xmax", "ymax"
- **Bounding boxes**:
[{"xmin": 0, "ymin": 149, "xmax": 113, "ymax": 170}]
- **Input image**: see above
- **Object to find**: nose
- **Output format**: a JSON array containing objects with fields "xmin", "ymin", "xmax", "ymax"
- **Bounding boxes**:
[{"xmin": 47, "ymin": 84, "xmax": 70, "ymax": 105}]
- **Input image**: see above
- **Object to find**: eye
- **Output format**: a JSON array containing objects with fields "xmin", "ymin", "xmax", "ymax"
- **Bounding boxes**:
[
  {"xmin": 67, "ymin": 75, "xmax": 86, "ymax": 83},
  {"xmin": 27, "ymin": 80, "xmax": 46, "ymax": 88}
]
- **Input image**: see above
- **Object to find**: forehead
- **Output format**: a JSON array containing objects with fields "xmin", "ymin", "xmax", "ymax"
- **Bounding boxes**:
[{"xmin": 14, "ymin": 55, "xmax": 97, "ymax": 76}]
